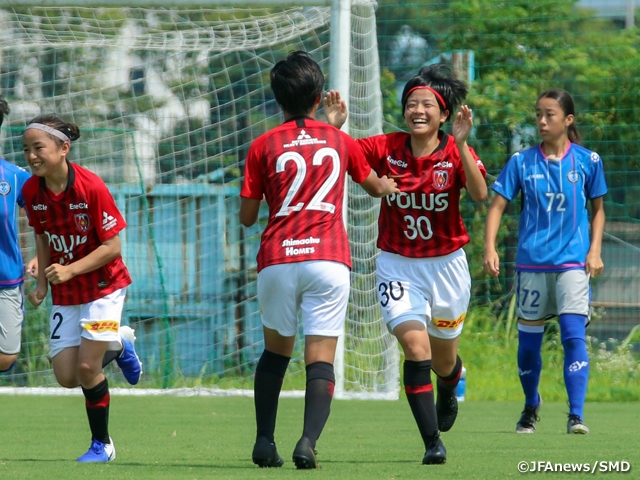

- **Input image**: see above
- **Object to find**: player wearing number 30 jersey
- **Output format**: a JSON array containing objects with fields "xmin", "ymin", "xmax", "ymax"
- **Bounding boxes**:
[
  {"xmin": 359, "ymin": 131, "xmax": 484, "ymax": 258},
  {"xmin": 240, "ymin": 51, "xmax": 398, "ymax": 470},
  {"xmin": 326, "ymin": 63, "xmax": 487, "ymax": 465}
]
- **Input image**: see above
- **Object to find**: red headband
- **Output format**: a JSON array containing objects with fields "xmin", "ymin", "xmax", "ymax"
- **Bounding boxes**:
[{"xmin": 404, "ymin": 86, "xmax": 446, "ymax": 110}]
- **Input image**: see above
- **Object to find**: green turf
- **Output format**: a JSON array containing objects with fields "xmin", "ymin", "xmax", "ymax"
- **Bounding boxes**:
[{"xmin": 0, "ymin": 395, "xmax": 636, "ymax": 479}]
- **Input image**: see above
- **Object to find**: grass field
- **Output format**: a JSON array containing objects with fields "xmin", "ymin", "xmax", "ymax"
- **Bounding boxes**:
[{"xmin": 0, "ymin": 395, "xmax": 637, "ymax": 479}]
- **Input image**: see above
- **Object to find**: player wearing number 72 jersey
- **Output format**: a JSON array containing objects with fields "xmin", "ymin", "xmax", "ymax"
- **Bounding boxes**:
[
  {"xmin": 240, "ymin": 51, "xmax": 398, "ymax": 470},
  {"xmin": 484, "ymin": 89, "xmax": 607, "ymax": 435}
]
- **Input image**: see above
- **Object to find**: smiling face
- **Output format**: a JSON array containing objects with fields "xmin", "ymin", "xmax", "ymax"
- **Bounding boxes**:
[
  {"xmin": 403, "ymin": 89, "xmax": 448, "ymax": 138},
  {"xmin": 23, "ymin": 128, "xmax": 70, "ymax": 177},
  {"xmin": 536, "ymin": 97, "xmax": 574, "ymax": 143}
]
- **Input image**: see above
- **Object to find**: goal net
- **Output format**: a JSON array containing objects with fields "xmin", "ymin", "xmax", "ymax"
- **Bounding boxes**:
[{"xmin": 2, "ymin": 1, "xmax": 399, "ymax": 399}]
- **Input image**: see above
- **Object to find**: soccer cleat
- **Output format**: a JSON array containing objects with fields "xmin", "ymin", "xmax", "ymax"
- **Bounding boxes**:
[
  {"xmin": 516, "ymin": 396, "xmax": 542, "ymax": 433},
  {"xmin": 436, "ymin": 388, "xmax": 459, "ymax": 432},
  {"xmin": 292, "ymin": 436, "xmax": 319, "ymax": 469},
  {"xmin": 117, "ymin": 325, "xmax": 143, "ymax": 385},
  {"xmin": 77, "ymin": 438, "xmax": 116, "ymax": 463},
  {"xmin": 252, "ymin": 437, "xmax": 284, "ymax": 468},
  {"xmin": 422, "ymin": 435, "xmax": 447, "ymax": 465},
  {"xmin": 567, "ymin": 415, "xmax": 590, "ymax": 434}
]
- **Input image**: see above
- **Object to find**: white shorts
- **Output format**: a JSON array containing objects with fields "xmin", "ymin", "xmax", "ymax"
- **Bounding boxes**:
[
  {"xmin": 49, "ymin": 288, "xmax": 126, "ymax": 358},
  {"xmin": 515, "ymin": 270, "xmax": 590, "ymax": 321},
  {"xmin": 257, "ymin": 261, "xmax": 350, "ymax": 337},
  {"xmin": 0, "ymin": 287, "xmax": 24, "ymax": 355},
  {"xmin": 376, "ymin": 249, "xmax": 471, "ymax": 340}
]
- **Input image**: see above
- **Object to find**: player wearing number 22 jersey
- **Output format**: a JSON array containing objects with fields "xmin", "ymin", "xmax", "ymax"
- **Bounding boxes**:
[
  {"xmin": 240, "ymin": 51, "xmax": 398, "ymax": 470},
  {"xmin": 241, "ymin": 117, "xmax": 372, "ymax": 271}
]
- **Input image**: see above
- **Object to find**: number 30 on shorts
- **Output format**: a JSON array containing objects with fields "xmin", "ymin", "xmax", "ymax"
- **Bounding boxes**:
[{"xmin": 378, "ymin": 281, "xmax": 405, "ymax": 307}]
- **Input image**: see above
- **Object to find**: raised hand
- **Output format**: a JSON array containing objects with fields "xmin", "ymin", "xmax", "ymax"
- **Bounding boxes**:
[
  {"xmin": 323, "ymin": 90, "xmax": 348, "ymax": 129},
  {"xmin": 452, "ymin": 105, "xmax": 473, "ymax": 145}
]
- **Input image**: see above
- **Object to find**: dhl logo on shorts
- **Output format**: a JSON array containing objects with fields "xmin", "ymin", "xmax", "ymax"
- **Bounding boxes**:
[
  {"xmin": 83, "ymin": 321, "xmax": 119, "ymax": 333},
  {"xmin": 433, "ymin": 313, "xmax": 466, "ymax": 329}
]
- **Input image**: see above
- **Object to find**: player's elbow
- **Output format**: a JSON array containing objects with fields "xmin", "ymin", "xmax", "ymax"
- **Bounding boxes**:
[
  {"xmin": 239, "ymin": 214, "xmax": 256, "ymax": 228},
  {"xmin": 473, "ymin": 190, "xmax": 488, "ymax": 202}
]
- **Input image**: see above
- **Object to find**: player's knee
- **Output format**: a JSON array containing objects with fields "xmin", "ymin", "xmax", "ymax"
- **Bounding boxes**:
[
  {"xmin": 559, "ymin": 314, "xmax": 587, "ymax": 343},
  {"xmin": 54, "ymin": 369, "xmax": 80, "ymax": 388},
  {"xmin": 77, "ymin": 361, "xmax": 102, "ymax": 384}
]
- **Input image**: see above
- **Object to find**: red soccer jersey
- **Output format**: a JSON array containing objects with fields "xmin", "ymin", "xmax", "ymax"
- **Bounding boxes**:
[
  {"xmin": 241, "ymin": 117, "xmax": 372, "ymax": 271},
  {"xmin": 359, "ymin": 131, "xmax": 486, "ymax": 258},
  {"xmin": 22, "ymin": 162, "xmax": 132, "ymax": 305}
]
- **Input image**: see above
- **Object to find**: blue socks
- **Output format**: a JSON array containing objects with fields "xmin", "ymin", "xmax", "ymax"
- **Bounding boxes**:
[
  {"xmin": 517, "ymin": 324, "xmax": 544, "ymax": 407},
  {"xmin": 560, "ymin": 314, "xmax": 589, "ymax": 418}
]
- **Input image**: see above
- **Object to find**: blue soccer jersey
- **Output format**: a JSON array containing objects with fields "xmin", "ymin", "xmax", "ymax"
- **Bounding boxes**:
[
  {"xmin": 492, "ymin": 143, "xmax": 607, "ymax": 272},
  {"xmin": 0, "ymin": 159, "xmax": 31, "ymax": 288}
]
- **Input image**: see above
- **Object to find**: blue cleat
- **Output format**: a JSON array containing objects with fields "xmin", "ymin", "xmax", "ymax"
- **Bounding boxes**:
[
  {"xmin": 77, "ymin": 438, "xmax": 116, "ymax": 462},
  {"xmin": 117, "ymin": 325, "xmax": 142, "ymax": 385}
]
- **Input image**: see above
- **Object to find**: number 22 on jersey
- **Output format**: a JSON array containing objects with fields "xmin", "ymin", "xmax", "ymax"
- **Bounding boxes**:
[{"xmin": 276, "ymin": 147, "xmax": 340, "ymax": 216}]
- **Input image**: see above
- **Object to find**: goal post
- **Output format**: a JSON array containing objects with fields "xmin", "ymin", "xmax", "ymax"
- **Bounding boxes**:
[{"xmin": 1, "ymin": 0, "xmax": 399, "ymax": 399}]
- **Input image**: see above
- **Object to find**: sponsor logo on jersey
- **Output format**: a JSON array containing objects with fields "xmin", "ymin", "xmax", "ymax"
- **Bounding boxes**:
[
  {"xmin": 528, "ymin": 173, "xmax": 545, "ymax": 180},
  {"xmin": 70, "ymin": 202, "xmax": 88, "ymax": 210},
  {"xmin": 567, "ymin": 170, "xmax": 579, "ymax": 183},
  {"xmin": 281, "ymin": 236, "xmax": 321, "ymax": 247},
  {"xmin": 387, "ymin": 155, "xmax": 408, "ymax": 168},
  {"xmin": 83, "ymin": 320, "xmax": 119, "ymax": 333},
  {"xmin": 590, "ymin": 152, "xmax": 601, "ymax": 163},
  {"xmin": 433, "ymin": 313, "xmax": 465, "ymax": 329},
  {"xmin": 434, "ymin": 161, "xmax": 453, "ymax": 168},
  {"xmin": 102, "ymin": 211, "xmax": 117, "ymax": 231},
  {"xmin": 568, "ymin": 360, "xmax": 588, "ymax": 372},
  {"xmin": 384, "ymin": 192, "xmax": 449, "ymax": 212},
  {"xmin": 32, "ymin": 203, "xmax": 48, "ymax": 211},
  {"xmin": 282, "ymin": 236, "xmax": 320, "ymax": 256},
  {"xmin": 283, "ymin": 129, "xmax": 327, "ymax": 148},
  {"xmin": 45, "ymin": 231, "xmax": 88, "ymax": 265},
  {"xmin": 74, "ymin": 213, "xmax": 91, "ymax": 233},
  {"xmin": 433, "ymin": 170, "xmax": 449, "ymax": 189},
  {"xmin": 285, "ymin": 246, "xmax": 316, "ymax": 256},
  {"xmin": 0, "ymin": 180, "xmax": 11, "ymax": 196}
]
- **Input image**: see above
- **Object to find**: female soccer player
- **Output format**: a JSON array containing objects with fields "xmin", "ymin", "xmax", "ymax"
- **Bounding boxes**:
[
  {"xmin": 483, "ymin": 89, "xmax": 607, "ymax": 435},
  {"xmin": 23, "ymin": 114, "xmax": 143, "ymax": 462},
  {"xmin": 0, "ymin": 97, "xmax": 36, "ymax": 374},
  {"xmin": 240, "ymin": 51, "xmax": 399, "ymax": 469},
  {"xmin": 325, "ymin": 64, "xmax": 488, "ymax": 464}
]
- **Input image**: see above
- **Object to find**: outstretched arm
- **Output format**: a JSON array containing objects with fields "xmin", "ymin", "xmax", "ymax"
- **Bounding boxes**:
[
  {"xmin": 324, "ymin": 90, "xmax": 348, "ymax": 129},
  {"xmin": 359, "ymin": 170, "xmax": 400, "ymax": 198}
]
